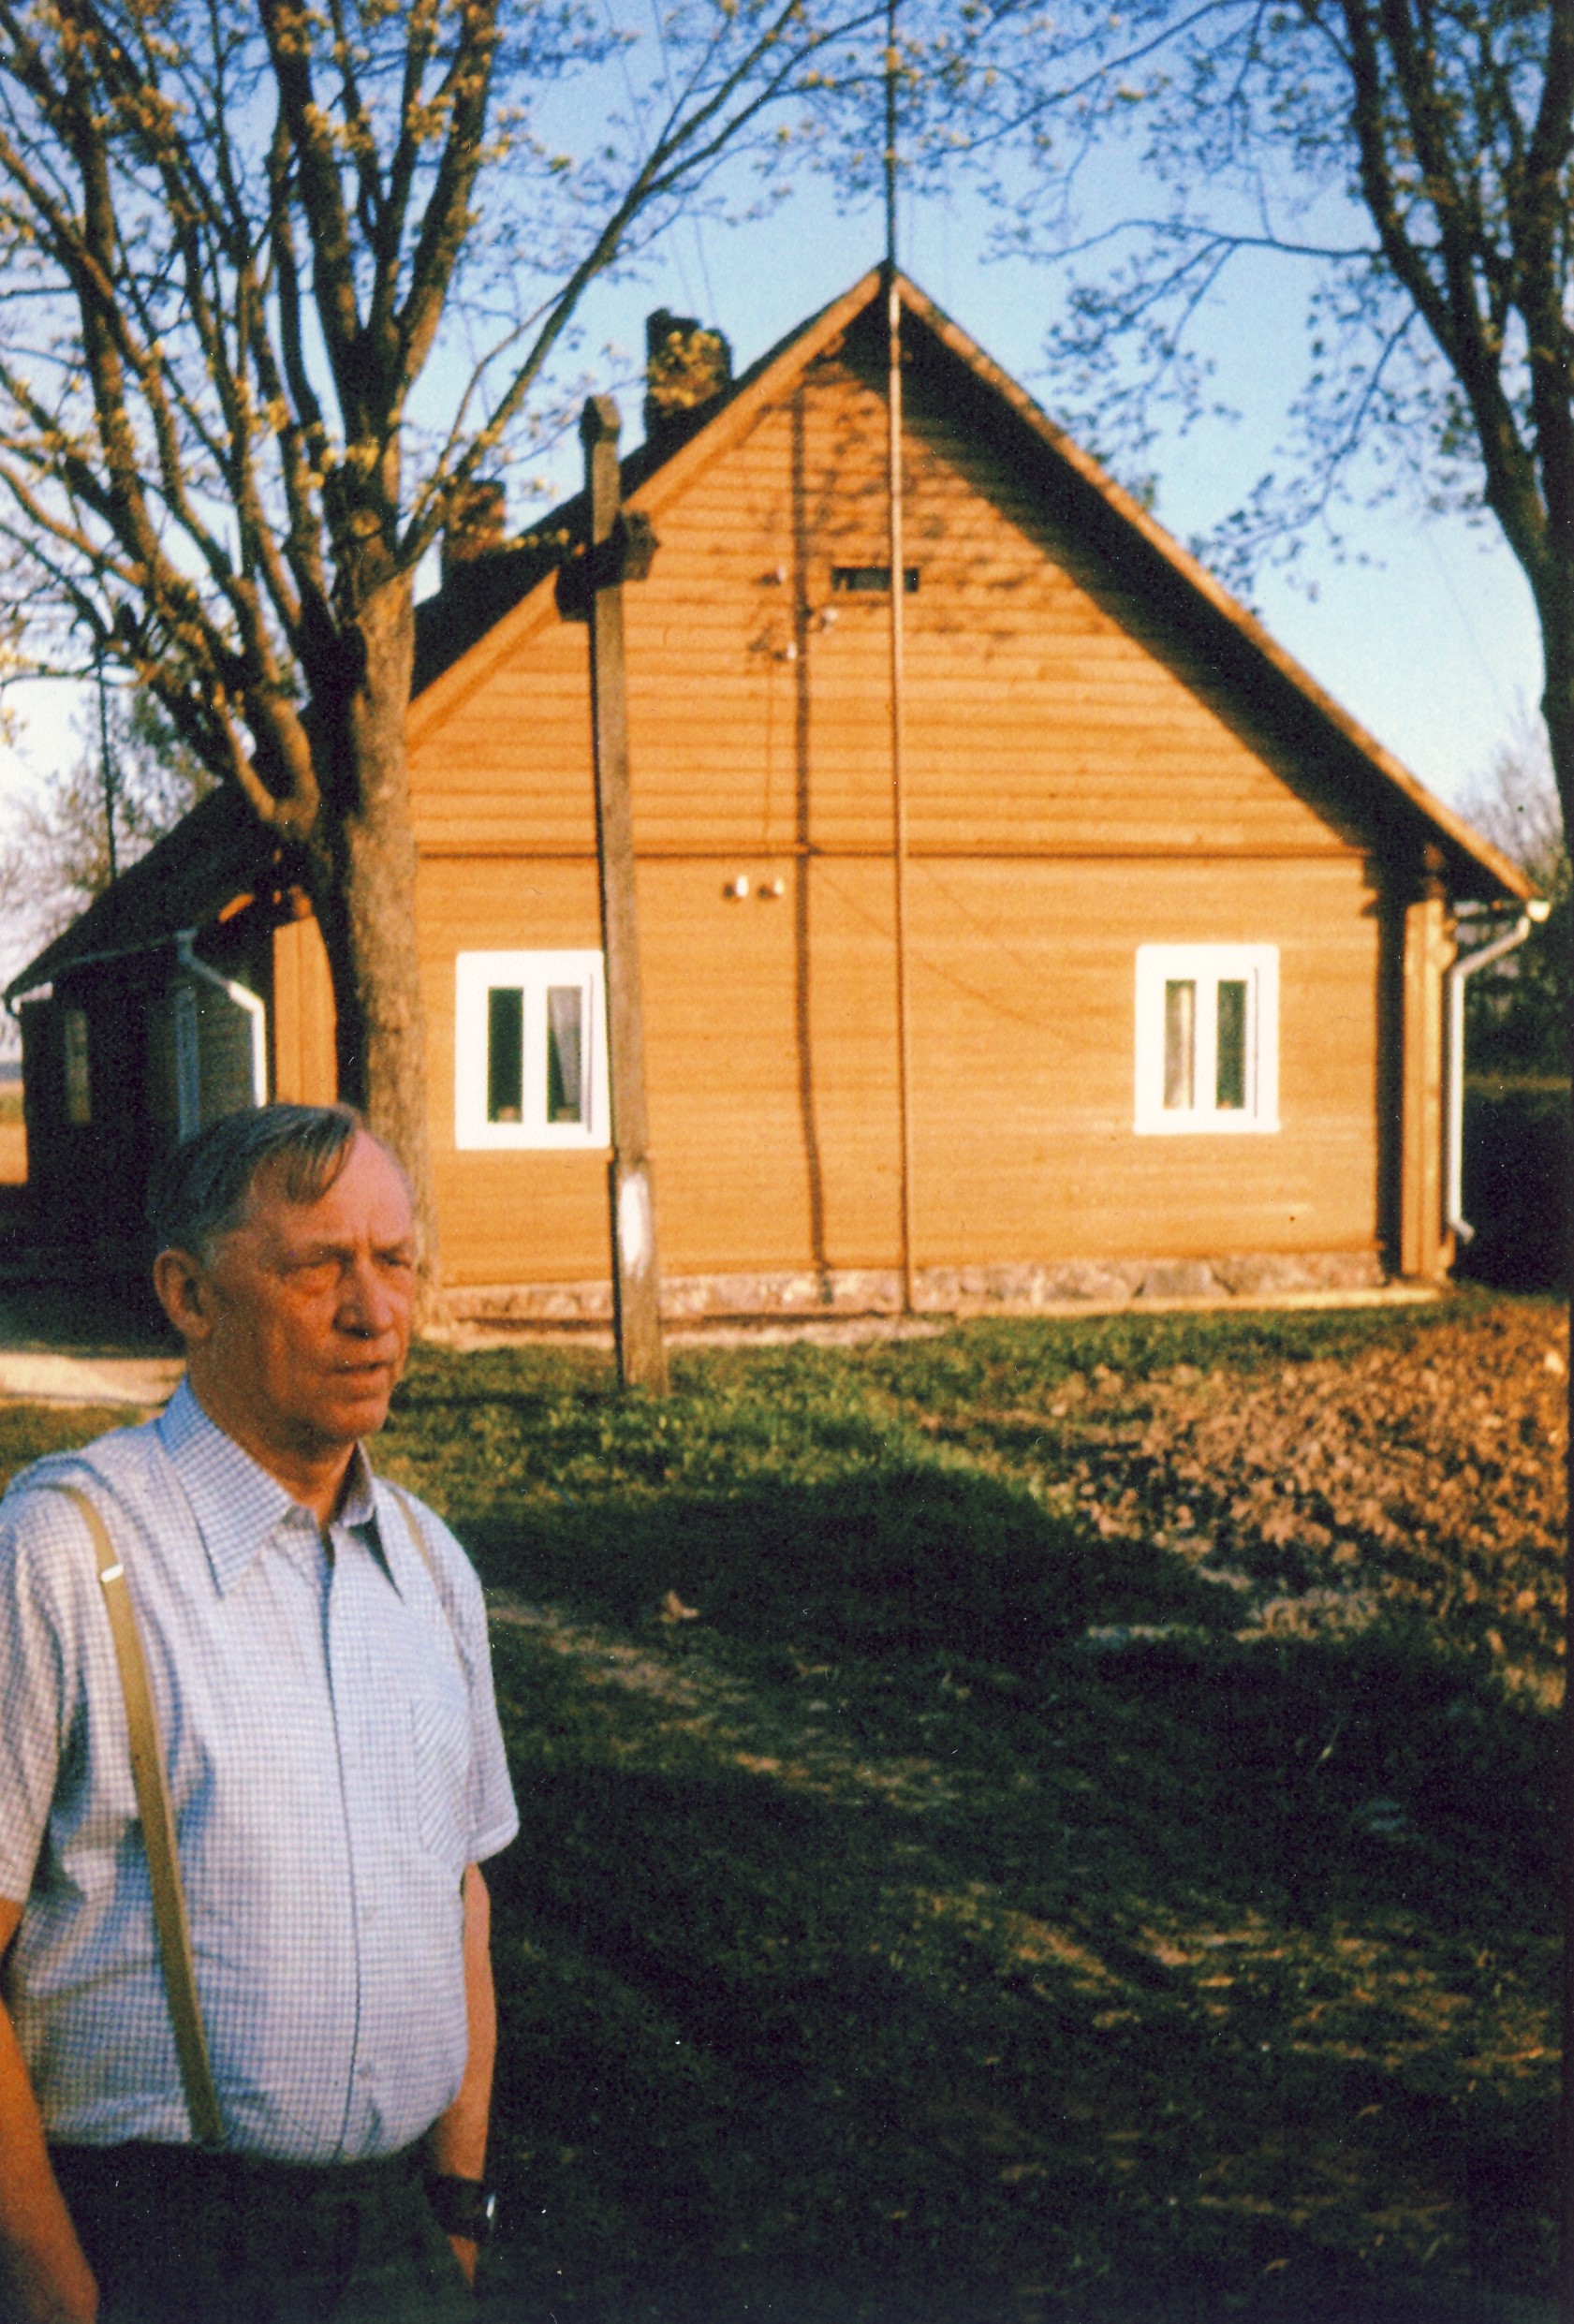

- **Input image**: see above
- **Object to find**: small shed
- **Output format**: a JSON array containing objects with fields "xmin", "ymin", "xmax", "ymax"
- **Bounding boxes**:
[
  {"xmin": 7, "ymin": 269, "xmax": 1530, "ymax": 1312},
  {"xmin": 12, "ymin": 786, "xmax": 270, "ymax": 1258}
]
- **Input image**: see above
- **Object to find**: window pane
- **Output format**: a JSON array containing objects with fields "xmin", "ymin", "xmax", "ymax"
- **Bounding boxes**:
[
  {"xmin": 64, "ymin": 1007, "xmax": 91, "ymax": 1126},
  {"xmin": 1215, "ymin": 979, "xmax": 1248, "ymax": 1110},
  {"xmin": 830, "ymin": 565, "xmax": 920, "ymax": 594},
  {"xmin": 546, "ymin": 986, "xmax": 583, "ymax": 1124},
  {"xmin": 1163, "ymin": 981, "xmax": 1195, "ymax": 1110},
  {"xmin": 486, "ymin": 988, "xmax": 523, "ymax": 1123}
]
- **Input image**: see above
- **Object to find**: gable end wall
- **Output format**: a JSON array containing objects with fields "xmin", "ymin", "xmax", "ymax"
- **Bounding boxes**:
[{"xmin": 406, "ymin": 334, "xmax": 1398, "ymax": 1293}]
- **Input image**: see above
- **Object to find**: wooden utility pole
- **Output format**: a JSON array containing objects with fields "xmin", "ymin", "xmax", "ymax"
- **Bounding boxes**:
[
  {"xmin": 581, "ymin": 393, "xmax": 669, "ymax": 1392},
  {"xmin": 885, "ymin": 0, "xmax": 917, "ymax": 1316}
]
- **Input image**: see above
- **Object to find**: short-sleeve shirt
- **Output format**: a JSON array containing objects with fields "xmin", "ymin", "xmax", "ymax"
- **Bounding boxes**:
[{"xmin": 0, "ymin": 1381, "xmax": 519, "ymax": 2164}]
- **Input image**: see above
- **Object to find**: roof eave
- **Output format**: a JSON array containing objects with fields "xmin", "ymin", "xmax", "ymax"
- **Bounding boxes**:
[{"xmin": 4, "ymin": 787, "xmax": 282, "ymax": 1003}]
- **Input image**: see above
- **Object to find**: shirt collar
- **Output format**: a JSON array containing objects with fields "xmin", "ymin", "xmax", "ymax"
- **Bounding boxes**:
[{"xmin": 156, "ymin": 1377, "xmax": 379, "ymax": 1596}]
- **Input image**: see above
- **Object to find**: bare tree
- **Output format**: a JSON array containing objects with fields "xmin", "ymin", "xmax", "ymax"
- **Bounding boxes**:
[
  {"xmin": 0, "ymin": 690, "xmax": 210, "ymax": 949},
  {"xmin": 0, "ymin": 0, "xmax": 905, "ymax": 1275},
  {"xmin": 1463, "ymin": 705, "xmax": 1567, "ymax": 892},
  {"xmin": 1459, "ymin": 705, "xmax": 1570, "ymax": 1078},
  {"xmin": 988, "ymin": 5, "xmax": 1574, "ymax": 828},
  {"xmin": 979, "ymin": 13, "xmax": 1574, "ymax": 2302}
]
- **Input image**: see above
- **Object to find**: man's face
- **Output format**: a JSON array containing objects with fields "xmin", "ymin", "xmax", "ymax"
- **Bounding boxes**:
[{"xmin": 166, "ymin": 1132, "xmax": 418, "ymax": 1473}]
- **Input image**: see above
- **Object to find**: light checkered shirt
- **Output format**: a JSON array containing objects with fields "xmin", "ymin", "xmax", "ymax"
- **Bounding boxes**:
[{"xmin": 0, "ymin": 1380, "xmax": 518, "ymax": 2163}]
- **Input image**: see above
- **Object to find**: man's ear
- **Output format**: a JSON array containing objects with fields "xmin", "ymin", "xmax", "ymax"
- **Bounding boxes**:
[{"xmin": 153, "ymin": 1247, "xmax": 214, "ymax": 1346}]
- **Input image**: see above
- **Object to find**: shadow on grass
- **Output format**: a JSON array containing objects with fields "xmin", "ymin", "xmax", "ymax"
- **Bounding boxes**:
[{"xmin": 459, "ymin": 1464, "xmax": 1555, "ymax": 2324}]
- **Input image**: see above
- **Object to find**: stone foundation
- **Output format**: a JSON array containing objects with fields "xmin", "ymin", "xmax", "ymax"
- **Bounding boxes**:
[{"xmin": 443, "ymin": 1247, "xmax": 1390, "ymax": 1328}]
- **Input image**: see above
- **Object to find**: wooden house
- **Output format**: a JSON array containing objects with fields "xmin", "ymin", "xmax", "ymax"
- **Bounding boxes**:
[{"xmin": 7, "ymin": 269, "xmax": 1531, "ymax": 1314}]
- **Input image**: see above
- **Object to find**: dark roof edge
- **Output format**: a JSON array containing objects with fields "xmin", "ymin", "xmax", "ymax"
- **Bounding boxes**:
[
  {"xmin": 419, "ymin": 263, "xmax": 1527, "ymax": 905},
  {"xmin": 5, "ymin": 785, "xmax": 281, "ymax": 1002},
  {"xmin": 22, "ymin": 263, "xmax": 1528, "ymax": 997},
  {"xmin": 412, "ymin": 276, "xmax": 878, "ymax": 699}
]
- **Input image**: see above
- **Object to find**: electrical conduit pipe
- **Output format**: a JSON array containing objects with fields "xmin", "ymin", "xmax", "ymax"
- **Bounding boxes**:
[{"xmin": 1444, "ymin": 900, "xmax": 1550, "ymax": 1245}]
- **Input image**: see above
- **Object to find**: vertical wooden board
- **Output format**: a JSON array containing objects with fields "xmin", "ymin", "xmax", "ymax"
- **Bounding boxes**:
[
  {"xmin": 272, "ymin": 915, "xmax": 337, "ymax": 1105},
  {"xmin": 1400, "ymin": 894, "xmax": 1450, "ymax": 1280}
]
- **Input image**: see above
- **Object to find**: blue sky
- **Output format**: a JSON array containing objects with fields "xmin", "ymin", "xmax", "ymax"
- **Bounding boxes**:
[
  {"xmin": 0, "ymin": 123, "xmax": 1542, "ymax": 824},
  {"xmin": 554, "ymin": 167, "xmax": 1541, "ymax": 816}
]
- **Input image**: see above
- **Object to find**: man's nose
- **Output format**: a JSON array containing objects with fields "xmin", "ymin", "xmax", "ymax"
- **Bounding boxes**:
[{"xmin": 339, "ymin": 1257, "xmax": 400, "ymax": 1337}]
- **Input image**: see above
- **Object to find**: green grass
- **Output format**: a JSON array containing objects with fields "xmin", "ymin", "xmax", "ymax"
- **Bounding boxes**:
[
  {"xmin": 1, "ymin": 1301, "xmax": 1556, "ymax": 2321},
  {"xmin": 0, "ymin": 1402, "xmax": 133, "ymax": 1472},
  {"xmin": 371, "ymin": 1299, "xmax": 1557, "ymax": 2321}
]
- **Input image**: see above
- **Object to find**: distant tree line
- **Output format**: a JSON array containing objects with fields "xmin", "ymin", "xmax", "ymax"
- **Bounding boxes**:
[
  {"xmin": 0, "ymin": 692, "xmax": 209, "ymax": 954},
  {"xmin": 1459, "ymin": 714, "xmax": 1570, "ymax": 1086}
]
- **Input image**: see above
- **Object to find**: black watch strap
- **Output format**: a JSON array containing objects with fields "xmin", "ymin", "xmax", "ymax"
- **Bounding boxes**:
[{"xmin": 426, "ymin": 2173, "xmax": 500, "ymax": 2245}]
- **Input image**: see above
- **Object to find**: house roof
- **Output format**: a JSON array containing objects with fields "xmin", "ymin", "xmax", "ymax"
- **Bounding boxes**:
[
  {"xmin": 5, "ymin": 783, "xmax": 281, "ymax": 1001},
  {"xmin": 410, "ymin": 266, "xmax": 1529, "ymax": 905},
  {"xmin": 7, "ymin": 267, "xmax": 1530, "ymax": 1002}
]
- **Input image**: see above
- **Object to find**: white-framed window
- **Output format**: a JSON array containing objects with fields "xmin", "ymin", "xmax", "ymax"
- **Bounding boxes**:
[
  {"xmin": 63, "ymin": 1006, "xmax": 91, "ymax": 1125},
  {"xmin": 1134, "ymin": 945, "xmax": 1279, "ymax": 1134},
  {"xmin": 455, "ymin": 950, "xmax": 609, "ymax": 1150}
]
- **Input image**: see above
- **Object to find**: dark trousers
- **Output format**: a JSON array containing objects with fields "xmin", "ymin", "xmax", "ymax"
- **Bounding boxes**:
[{"xmin": 48, "ymin": 2141, "xmax": 477, "ymax": 2324}]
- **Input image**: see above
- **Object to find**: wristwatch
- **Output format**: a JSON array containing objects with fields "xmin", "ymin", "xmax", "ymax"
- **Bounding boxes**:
[{"xmin": 426, "ymin": 2173, "xmax": 501, "ymax": 2245}]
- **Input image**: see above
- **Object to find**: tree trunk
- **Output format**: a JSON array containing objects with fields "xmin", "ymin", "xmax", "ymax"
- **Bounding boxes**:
[
  {"xmin": 304, "ymin": 573, "xmax": 441, "ymax": 1302},
  {"xmin": 1537, "ymin": 581, "xmax": 1574, "ymax": 2324}
]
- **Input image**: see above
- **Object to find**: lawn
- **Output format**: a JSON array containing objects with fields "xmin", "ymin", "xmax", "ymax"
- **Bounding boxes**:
[{"xmin": 0, "ymin": 1293, "xmax": 1561, "ymax": 2321}]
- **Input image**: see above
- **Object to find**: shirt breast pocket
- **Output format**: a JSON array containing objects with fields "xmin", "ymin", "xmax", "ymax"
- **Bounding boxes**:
[{"xmin": 409, "ymin": 1675, "xmax": 471, "ymax": 1875}]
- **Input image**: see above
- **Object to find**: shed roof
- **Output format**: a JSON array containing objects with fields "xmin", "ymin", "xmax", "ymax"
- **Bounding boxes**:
[
  {"xmin": 6, "ymin": 783, "xmax": 280, "ymax": 1000},
  {"xmin": 7, "ymin": 267, "xmax": 1530, "ymax": 1002}
]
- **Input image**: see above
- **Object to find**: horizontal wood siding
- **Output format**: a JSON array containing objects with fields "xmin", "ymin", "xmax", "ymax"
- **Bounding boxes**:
[
  {"xmin": 890, "ymin": 856, "xmax": 1380, "ymax": 1267},
  {"xmin": 422, "ymin": 856, "xmax": 610, "ymax": 1283},
  {"xmin": 409, "ymin": 349, "xmax": 1365, "ymax": 871},
  {"xmin": 409, "ymin": 323, "xmax": 1388, "ymax": 1290},
  {"xmin": 424, "ymin": 850, "xmax": 1381, "ymax": 1286}
]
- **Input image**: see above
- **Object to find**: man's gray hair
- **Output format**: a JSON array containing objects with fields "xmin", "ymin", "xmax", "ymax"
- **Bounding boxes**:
[{"xmin": 149, "ymin": 1103, "xmax": 370, "ymax": 1261}]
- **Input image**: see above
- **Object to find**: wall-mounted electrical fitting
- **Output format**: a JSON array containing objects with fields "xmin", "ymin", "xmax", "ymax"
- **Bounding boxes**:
[{"xmin": 724, "ymin": 875, "xmax": 751, "ymax": 900}]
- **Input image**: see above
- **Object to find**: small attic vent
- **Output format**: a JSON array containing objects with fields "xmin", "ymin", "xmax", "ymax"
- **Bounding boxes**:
[{"xmin": 831, "ymin": 565, "xmax": 919, "ymax": 595}]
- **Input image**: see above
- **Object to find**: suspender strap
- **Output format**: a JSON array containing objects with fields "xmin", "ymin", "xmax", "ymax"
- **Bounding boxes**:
[
  {"xmin": 55, "ymin": 1485, "xmax": 226, "ymax": 2151},
  {"xmin": 386, "ymin": 1482, "xmax": 439, "ymax": 1591}
]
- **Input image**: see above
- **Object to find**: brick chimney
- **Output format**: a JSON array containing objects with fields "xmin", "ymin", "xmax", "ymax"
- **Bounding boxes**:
[
  {"xmin": 441, "ymin": 478, "xmax": 508, "ymax": 581},
  {"xmin": 644, "ymin": 311, "xmax": 732, "ymax": 444}
]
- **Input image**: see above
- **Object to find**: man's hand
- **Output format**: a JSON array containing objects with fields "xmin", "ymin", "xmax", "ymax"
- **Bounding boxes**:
[
  {"xmin": 0, "ymin": 2242, "xmax": 99, "ymax": 2324},
  {"xmin": 0, "ymin": 1900, "xmax": 99, "ymax": 2324},
  {"xmin": 424, "ymin": 1866, "xmax": 496, "ymax": 2298}
]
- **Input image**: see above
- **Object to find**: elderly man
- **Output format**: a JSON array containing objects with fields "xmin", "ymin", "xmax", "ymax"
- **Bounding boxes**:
[{"xmin": 0, "ymin": 1105, "xmax": 518, "ymax": 2323}]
